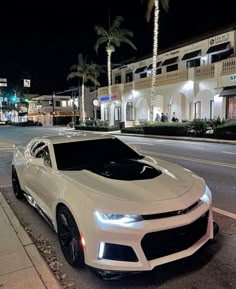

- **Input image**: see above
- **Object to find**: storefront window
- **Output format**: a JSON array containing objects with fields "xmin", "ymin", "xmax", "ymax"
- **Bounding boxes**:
[
  {"xmin": 126, "ymin": 102, "xmax": 134, "ymax": 121},
  {"xmin": 195, "ymin": 101, "xmax": 201, "ymax": 119},
  {"xmin": 226, "ymin": 97, "xmax": 236, "ymax": 119},
  {"xmin": 104, "ymin": 106, "xmax": 109, "ymax": 121},
  {"xmin": 210, "ymin": 100, "xmax": 214, "ymax": 119}
]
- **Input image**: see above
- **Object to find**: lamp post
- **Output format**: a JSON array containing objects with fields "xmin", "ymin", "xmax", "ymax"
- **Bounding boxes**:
[{"xmin": 52, "ymin": 93, "xmax": 55, "ymax": 125}]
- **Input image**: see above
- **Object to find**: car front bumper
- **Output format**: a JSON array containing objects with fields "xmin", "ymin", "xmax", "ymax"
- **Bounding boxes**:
[{"xmin": 83, "ymin": 200, "xmax": 216, "ymax": 273}]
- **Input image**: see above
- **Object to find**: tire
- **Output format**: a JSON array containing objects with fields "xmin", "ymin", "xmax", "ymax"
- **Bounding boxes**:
[
  {"xmin": 57, "ymin": 205, "xmax": 85, "ymax": 268},
  {"xmin": 12, "ymin": 166, "xmax": 24, "ymax": 199}
]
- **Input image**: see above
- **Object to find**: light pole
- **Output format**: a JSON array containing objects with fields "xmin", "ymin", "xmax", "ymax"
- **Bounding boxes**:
[{"xmin": 52, "ymin": 93, "xmax": 55, "ymax": 125}]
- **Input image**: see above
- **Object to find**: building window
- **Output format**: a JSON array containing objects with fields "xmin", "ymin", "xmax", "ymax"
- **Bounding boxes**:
[
  {"xmin": 195, "ymin": 101, "xmax": 201, "ymax": 119},
  {"xmin": 126, "ymin": 72, "xmax": 133, "ymax": 83},
  {"xmin": 166, "ymin": 64, "xmax": 178, "ymax": 72},
  {"xmin": 210, "ymin": 100, "xmax": 214, "ymax": 119},
  {"xmin": 140, "ymin": 72, "xmax": 147, "ymax": 79},
  {"xmin": 115, "ymin": 74, "xmax": 121, "ymax": 84},
  {"xmin": 114, "ymin": 106, "xmax": 121, "ymax": 121},
  {"xmin": 104, "ymin": 106, "xmax": 109, "ymax": 121},
  {"xmin": 61, "ymin": 101, "xmax": 67, "ymax": 107},
  {"xmin": 55, "ymin": 101, "xmax": 60, "ymax": 107},
  {"xmin": 126, "ymin": 102, "xmax": 134, "ymax": 121},
  {"xmin": 156, "ymin": 68, "xmax": 162, "ymax": 75},
  {"xmin": 186, "ymin": 58, "xmax": 200, "ymax": 68}
]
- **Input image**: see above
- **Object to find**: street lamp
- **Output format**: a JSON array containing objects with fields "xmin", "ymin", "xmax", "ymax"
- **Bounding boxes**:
[{"xmin": 52, "ymin": 93, "xmax": 55, "ymax": 125}]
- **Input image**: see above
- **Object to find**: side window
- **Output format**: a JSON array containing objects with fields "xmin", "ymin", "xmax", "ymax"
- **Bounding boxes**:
[
  {"xmin": 30, "ymin": 141, "xmax": 45, "ymax": 157},
  {"xmin": 30, "ymin": 141, "xmax": 52, "ymax": 167}
]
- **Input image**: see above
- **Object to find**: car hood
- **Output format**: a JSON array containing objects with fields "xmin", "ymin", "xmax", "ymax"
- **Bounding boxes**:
[{"xmin": 62, "ymin": 156, "xmax": 202, "ymax": 204}]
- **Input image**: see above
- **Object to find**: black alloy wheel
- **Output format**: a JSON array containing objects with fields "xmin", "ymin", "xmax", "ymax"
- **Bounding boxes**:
[
  {"xmin": 57, "ymin": 205, "xmax": 85, "ymax": 268},
  {"xmin": 12, "ymin": 166, "xmax": 24, "ymax": 199}
]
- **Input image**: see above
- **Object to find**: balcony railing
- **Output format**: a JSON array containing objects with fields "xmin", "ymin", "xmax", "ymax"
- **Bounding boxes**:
[
  {"xmin": 221, "ymin": 57, "xmax": 236, "ymax": 75},
  {"xmin": 195, "ymin": 64, "xmax": 215, "ymax": 80},
  {"xmin": 156, "ymin": 69, "xmax": 188, "ymax": 85}
]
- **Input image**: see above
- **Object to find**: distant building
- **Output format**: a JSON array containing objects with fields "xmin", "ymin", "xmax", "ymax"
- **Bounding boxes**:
[
  {"xmin": 97, "ymin": 25, "xmax": 236, "ymax": 126},
  {"xmin": 28, "ymin": 87, "xmax": 96, "ymax": 125}
]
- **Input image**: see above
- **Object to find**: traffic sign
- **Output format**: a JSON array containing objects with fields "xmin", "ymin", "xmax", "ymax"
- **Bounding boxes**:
[{"xmin": 24, "ymin": 79, "xmax": 31, "ymax": 87}]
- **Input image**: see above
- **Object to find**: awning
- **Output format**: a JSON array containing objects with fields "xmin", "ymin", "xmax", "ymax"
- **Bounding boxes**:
[
  {"xmin": 219, "ymin": 86, "xmax": 236, "ymax": 97},
  {"xmin": 207, "ymin": 42, "xmax": 230, "ymax": 54},
  {"xmin": 146, "ymin": 61, "xmax": 162, "ymax": 70},
  {"xmin": 182, "ymin": 50, "xmax": 201, "ymax": 60},
  {"xmin": 162, "ymin": 57, "xmax": 178, "ymax": 66},
  {"xmin": 134, "ymin": 66, "xmax": 147, "ymax": 73}
]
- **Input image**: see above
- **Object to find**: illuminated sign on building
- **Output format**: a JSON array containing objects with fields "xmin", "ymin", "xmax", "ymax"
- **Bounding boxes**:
[{"xmin": 99, "ymin": 94, "xmax": 119, "ymax": 101}]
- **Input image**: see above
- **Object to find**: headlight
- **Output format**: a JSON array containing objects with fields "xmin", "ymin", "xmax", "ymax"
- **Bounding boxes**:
[
  {"xmin": 200, "ymin": 185, "xmax": 212, "ymax": 204},
  {"xmin": 95, "ymin": 211, "xmax": 143, "ymax": 224}
]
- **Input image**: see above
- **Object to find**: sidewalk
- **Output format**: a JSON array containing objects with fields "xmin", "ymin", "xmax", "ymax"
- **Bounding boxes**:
[{"xmin": 0, "ymin": 192, "xmax": 62, "ymax": 289}]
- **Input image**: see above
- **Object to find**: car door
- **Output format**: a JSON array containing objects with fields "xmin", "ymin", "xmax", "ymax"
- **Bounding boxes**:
[{"xmin": 23, "ymin": 140, "xmax": 59, "ymax": 221}]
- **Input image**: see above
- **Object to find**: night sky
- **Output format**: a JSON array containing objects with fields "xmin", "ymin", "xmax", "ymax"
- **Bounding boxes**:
[{"xmin": 0, "ymin": 0, "xmax": 235, "ymax": 94}]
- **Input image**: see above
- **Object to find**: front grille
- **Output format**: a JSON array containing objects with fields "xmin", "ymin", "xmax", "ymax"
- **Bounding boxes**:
[
  {"xmin": 142, "ymin": 200, "xmax": 201, "ymax": 220},
  {"xmin": 141, "ymin": 211, "xmax": 209, "ymax": 261}
]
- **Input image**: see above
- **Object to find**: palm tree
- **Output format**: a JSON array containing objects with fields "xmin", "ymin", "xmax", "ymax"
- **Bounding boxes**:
[
  {"xmin": 67, "ymin": 54, "xmax": 101, "ymax": 124},
  {"xmin": 94, "ymin": 16, "xmax": 137, "ymax": 126},
  {"xmin": 144, "ymin": 0, "xmax": 169, "ymax": 121}
]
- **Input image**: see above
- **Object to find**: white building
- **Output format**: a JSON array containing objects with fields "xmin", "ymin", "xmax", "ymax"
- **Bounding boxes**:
[{"xmin": 97, "ymin": 25, "xmax": 236, "ymax": 127}]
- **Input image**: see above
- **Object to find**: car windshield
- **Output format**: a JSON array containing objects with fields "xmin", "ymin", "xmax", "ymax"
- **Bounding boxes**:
[{"xmin": 54, "ymin": 138, "xmax": 143, "ymax": 170}]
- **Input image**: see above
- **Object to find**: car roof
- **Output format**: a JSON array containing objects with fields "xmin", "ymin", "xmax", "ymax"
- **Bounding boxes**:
[{"xmin": 38, "ymin": 133, "xmax": 114, "ymax": 144}]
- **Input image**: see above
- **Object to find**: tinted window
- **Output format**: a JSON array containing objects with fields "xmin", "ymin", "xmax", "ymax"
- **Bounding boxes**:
[{"xmin": 54, "ymin": 138, "xmax": 142, "ymax": 170}]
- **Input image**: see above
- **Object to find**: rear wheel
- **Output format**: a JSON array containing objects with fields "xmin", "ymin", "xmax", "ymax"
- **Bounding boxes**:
[
  {"xmin": 12, "ymin": 166, "xmax": 24, "ymax": 199},
  {"xmin": 57, "ymin": 205, "xmax": 85, "ymax": 267}
]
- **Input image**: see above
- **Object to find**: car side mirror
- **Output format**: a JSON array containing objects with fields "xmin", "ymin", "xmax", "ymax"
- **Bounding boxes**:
[{"xmin": 30, "ymin": 157, "xmax": 45, "ymax": 167}]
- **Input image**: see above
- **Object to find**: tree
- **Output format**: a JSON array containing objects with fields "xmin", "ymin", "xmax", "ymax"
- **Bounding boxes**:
[
  {"xmin": 94, "ymin": 16, "xmax": 137, "ymax": 126},
  {"xmin": 144, "ymin": 0, "xmax": 169, "ymax": 121},
  {"xmin": 67, "ymin": 54, "xmax": 101, "ymax": 124}
]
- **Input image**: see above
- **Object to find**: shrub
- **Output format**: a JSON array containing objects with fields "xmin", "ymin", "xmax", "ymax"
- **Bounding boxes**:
[
  {"xmin": 187, "ymin": 118, "xmax": 208, "ymax": 136},
  {"xmin": 121, "ymin": 126, "xmax": 144, "ymax": 134},
  {"xmin": 143, "ymin": 122, "xmax": 189, "ymax": 136},
  {"xmin": 74, "ymin": 125, "xmax": 119, "ymax": 131},
  {"xmin": 214, "ymin": 121, "xmax": 236, "ymax": 139}
]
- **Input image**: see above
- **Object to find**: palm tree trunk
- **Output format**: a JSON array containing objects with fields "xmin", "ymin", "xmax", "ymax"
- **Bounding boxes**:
[
  {"xmin": 107, "ymin": 48, "xmax": 112, "ymax": 127},
  {"xmin": 150, "ymin": 0, "xmax": 160, "ymax": 122},
  {"xmin": 81, "ymin": 77, "xmax": 85, "ymax": 123}
]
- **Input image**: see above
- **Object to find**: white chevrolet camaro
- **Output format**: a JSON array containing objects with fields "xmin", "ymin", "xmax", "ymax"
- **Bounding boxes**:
[{"xmin": 12, "ymin": 134, "xmax": 218, "ymax": 279}]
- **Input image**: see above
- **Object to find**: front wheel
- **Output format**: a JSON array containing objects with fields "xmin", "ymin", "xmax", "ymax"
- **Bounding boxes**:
[
  {"xmin": 12, "ymin": 166, "xmax": 24, "ymax": 199},
  {"xmin": 57, "ymin": 205, "xmax": 85, "ymax": 268}
]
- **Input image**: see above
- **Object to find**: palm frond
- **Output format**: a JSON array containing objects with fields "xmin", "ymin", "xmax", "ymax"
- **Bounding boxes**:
[
  {"xmin": 85, "ymin": 75, "xmax": 100, "ymax": 87},
  {"xmin": 110, "ymin": 16, "xmax": 124, "ymax": 31},
  {"xmin": 146, "ymin": 0, "xmax": 154, "ymax": 22},
  {"xmin": 110, "ymin": 37, "xmax": 121, "ymax": 48},
  {"xmin": 119, "ymin": 29, "xmax": 134, "ymax": 38},
  {"xmin": 67, "ymin": 71, "xmax": 83, "ymax": 80},
  {"xmin": 160, "ymin": 0, "xmax": 169, "ymax": 12},
  {"xmin": 94, "ymin": 25, "xmax": 109, "ymax": 37},
  {"xmin": 145, "ymin": 0, "xmax": 169, "ymax": 21},
  {"xmin": 70, "ymin": 64, "xmax": 79, "ymax": 71},
  {"xmin": 94, "ymin": 37, "xmax": 108, "ymax": 54},
  {"xmin": 116, "ymin": 37, "xmax": 137, "ymax": 50}
]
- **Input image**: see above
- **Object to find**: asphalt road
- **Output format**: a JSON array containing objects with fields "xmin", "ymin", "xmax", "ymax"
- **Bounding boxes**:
[{"xmin": 0, "ymin": 125, "xmax": 236, "ymax": 289}]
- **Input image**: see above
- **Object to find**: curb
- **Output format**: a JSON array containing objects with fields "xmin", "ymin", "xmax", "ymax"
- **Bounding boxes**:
[
  {"xmin": 115, "ymin": 133, "xmax": 236, "ymax": 145},
  {"xmin": 0, "ymin": 192, "xmax": 62, "ymax": 289}
]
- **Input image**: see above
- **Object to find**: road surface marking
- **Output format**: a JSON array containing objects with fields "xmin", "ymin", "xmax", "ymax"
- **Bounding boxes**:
[
  {"xmin": 222, "ymin": 151, "xmax": 236, "ymax": 155},
  {"xmin": 141, "ymin": 150, "xmax": 236, "ymax": 169},
  {"xmin": 213, "ymin": 207, "xmax": 236, "ymax": 220}
]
